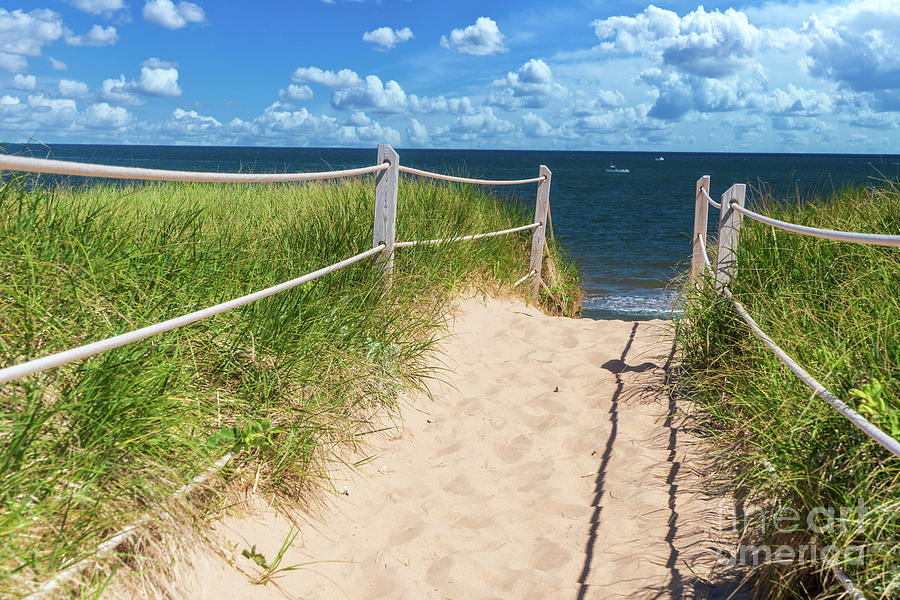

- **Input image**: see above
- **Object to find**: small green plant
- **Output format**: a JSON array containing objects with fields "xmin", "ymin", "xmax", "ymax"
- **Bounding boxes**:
[
  {"xmin": 241, "ymin": 545, "xmax": 269, "ymax": 570},
  {"xmin": 242, "ymin": 528, "xmax": 313, "ymax": 586},
  {"xmin": 849, "ymin": 378, "xmax": 900, "ymax": 437},
  {"xmin": 207, "ymin": 418, "xmax": 282, "ymax": 452}
]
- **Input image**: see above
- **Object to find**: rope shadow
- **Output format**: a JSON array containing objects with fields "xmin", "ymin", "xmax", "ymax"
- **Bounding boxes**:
[{"xmin": 575, "ymin": 322, "xmax": 639, "ymax": 600}]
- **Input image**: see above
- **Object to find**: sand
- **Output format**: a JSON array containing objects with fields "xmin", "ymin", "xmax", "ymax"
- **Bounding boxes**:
[{"xmin": 177, "ymin": 297, "xmax": 744, "ymax": 599}]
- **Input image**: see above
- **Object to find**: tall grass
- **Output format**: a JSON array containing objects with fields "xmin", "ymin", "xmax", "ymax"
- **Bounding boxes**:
[
  {"xmin": 675, "ymin": 183, "xmax": 900, "ymax": 598},
  {"xmin": 0, "ymin": 174, "xmax": 579, "ymax": 596}
]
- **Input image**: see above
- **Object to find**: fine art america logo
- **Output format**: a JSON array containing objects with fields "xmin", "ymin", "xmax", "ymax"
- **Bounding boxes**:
[{"xmin": 714, "ymin": 499, "xmax": 867, "ymax": 566}]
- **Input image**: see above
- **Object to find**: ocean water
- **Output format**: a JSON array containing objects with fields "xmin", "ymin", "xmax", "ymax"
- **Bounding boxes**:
[{"xmin": 6, "ymin": 143, "xmax": 900, "ymax": 320}]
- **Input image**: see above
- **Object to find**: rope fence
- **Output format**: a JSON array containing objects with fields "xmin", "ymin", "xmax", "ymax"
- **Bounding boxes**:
[
  {"xmin": 700, "ymin": 184, "xmax": 900, "ymax": 247},
  {"xmin": 0, "ymin": 143, "xmax": 553, "ymax": 596},
  {"xmin": 0, "ymin": 153, "xmax": 390, "ymax": 183},
  {"xmin": 394, "ymin": 222, "xmax": 540, "ymax": 248},
  {"xmin": 27, "ymin": 452, "xmax": 235, "ymax": 600},
  {"xmin": 693, "ymin": 184, "xmax": 900, "ymax": 456},
  {"xmin": 513, "ymin": 270, "xmax": 537, "ymax": 288},
  {"xmin": 398, "ymin": 164, "xmax": 546, "ymax": 185},
  {"xmin": 692, "ymin": 176, "xmax": 900, "ymax": 599},
  {"xmin": 0, "ymin": 245, "xmax": 386, "ymax": 385}
]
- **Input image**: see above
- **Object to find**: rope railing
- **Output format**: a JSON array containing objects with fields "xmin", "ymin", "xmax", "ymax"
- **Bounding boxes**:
[
  {"xmin": 0, "ymin": 153, "xmax": 390, "ymax": 183},
  {"xmin": 394, "ymin": 222, "xmax": 540, "ymax": 248},
  {"xmin": 700, "ymin": 186, "xmax": 721, "ymax": 209},
  {"xmin": 0, "ymin": 245, "xmax": 386, "ymax": 385},
  {"xmin": 696, "ymin": 233, "xmax": 888, "ymax": 599},
  {"xmin": 700, "ymin": 182, "xmax": 900, "ymax": 247},
  {"xmin": 697, "ymin": 233, "xmax": 711, "ymax": 268},
  {"xmin": 720, "ymin": 285, "xmax": 900, "ymax": 458},
  {"xmin": 695, "ymin": 234, "xmax": 900, "ymax": 458},
  {"xmin": 513, "ymin": 270, "xmax": 537, "ymax": 288},
  {"xmin": 693, "ymin": 176, "xmax": 900, "ymax": 598},
  {"xmin": 398, "ymin": 165, "xmax": 546, "ymax": 185},
  {"xmin": 27, "ymin": 451, "xmax": 235, "ymax": 600},
  {"xmin": 730, "ymin": 202, "xmax": 900, "ymax": 247},
  {"xmin": 4, "ymin": 143, "xmax": 553, "ymax": 597}
]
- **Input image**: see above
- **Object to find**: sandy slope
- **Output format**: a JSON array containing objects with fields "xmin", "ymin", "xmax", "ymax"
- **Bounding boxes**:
[{"xmin": 178, "ymin": 297, "xmax": 743, "ymax": 599}]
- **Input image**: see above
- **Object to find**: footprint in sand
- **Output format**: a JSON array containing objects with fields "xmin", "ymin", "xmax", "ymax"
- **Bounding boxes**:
[
  {"xmin": 442, "ymin": 475, "xmax": 475, "ymax": 496},
  {"xmin": 492, "ymin": 436, "xmax": 530, "ymax": 463},
  {"xmin": 425, "ymin": 555, "xmax": 455, "ymax": 587},
  {"xmin": 531, "ymin": 539, "xmax": 572, "ymax": 571}
]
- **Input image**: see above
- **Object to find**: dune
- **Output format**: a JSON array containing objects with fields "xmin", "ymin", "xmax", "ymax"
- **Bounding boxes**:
[{"xmin": 173, "ymin": 296, "xmax": 745, "ymax": 599}]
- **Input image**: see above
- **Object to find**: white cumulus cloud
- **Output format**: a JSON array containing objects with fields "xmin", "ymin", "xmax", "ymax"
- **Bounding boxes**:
[
  {"xmin": 488, "ymin": 58, "xmax": 567, "ymax": 110},
  {"xmin": 278, "ymin": 84, "xmax": 313, "ymax": 101},
  {"xmin": 407, "ymin": 118, "xmax": 429, "ymax": 145},
  {"xmin": 332, "ymin": 75, "xmax": 406, "ymax": 113},
  {"xmin": 99, "ymin": 60, "xmax": 182, "ymax": 105},
  {"xmin": 440, "ymin": 17, "xmax": 507, "ymax": 56},
  {"xmin": 143, "ymin": 0, "xmax": 205, "ymax": 30},
  {"xmin": 441, "ymin": 107, "xmax": 514, "ymax": 138},
  {"xmin": 59, "ymin": 78, "xmax": 90, "ymax": 98},
  {"xmin": 164, "ymin": 108, "xmax": 221, "ymax": 135},
  {"xmin": 69, "ymin": 0, "xmax": 125, "ymax": 15},
  {"xmin": 0, "ymin": 53, "xmax": 28, "ymax": 72},
  {"xmin": 593, "ymin": 5, "xmax": 765, "ymax": 78},
  {"xmin": 802, "ymin": 0, "xmax": 900, "ymax": 110},
  {"xmin": 292, "ymin": 66, "xmax": 362, "ymax": 89},
  {"xmin": 12, "ymin": 73, "xmax": 36, "ymax": 90},
  {"xmin": 293, "ymin": 65, "xmax": 473, "ymax": 115},
  {"xmin": 130, "ymin": 65, "xmax": 181, "ymax": 96},
  {"xmin": 101, "ymin": 75, "xmax": 141, "ymax": 105},
  {"xmin": 85, "ymin": 102, "xmax": 131, "ymax": 128},
  {"xmin": 521, "ymin": 112, "xmax": 553, "ymax": 137},
  {"xmin": 48, "ymin": 56, "xmax": 67, "ymax": 70},
  {"xmin": 66, "ymin": 25, "xmax": 118, "ymax": 47},
  {"xmin": 0, "ymin": 8, "xmax": 65, "ymax": 56},
  {"xmin": 362, "ymin": 26, "xmax": 413, "ymax": 50}
]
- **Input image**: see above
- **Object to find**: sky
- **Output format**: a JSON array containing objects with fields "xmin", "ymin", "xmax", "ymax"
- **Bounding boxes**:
[{"xmin": 1, "ymin": 0, "xmax": 899, "ymax": 152}]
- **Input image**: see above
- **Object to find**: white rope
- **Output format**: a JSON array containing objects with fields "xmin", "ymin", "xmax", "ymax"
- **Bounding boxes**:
[
  {"xmin": 701, "ymin": 187, "xmax": 721, "ymax": 209},
  {"xmin": 696, "ymin": 230, "xmax": 899, "ymax": 456},
  {"xmin": 720, "ymin": 286, "xmax": 900, "ymax": 458},
  {"xmin": 26, "ymin": 452, "xmax": 235, "ymax": 599},
  {"xmin": 0, "ymin": 245, "xmax": 385, "ymax": 385},
  {"xmin": 0, "ymin": 154, "xmax": 389, "ymax": 183},
  {"xmin": 398, "ymin": 165, "xmax": 546, "ymax": 186},
  {"xmin": 513, "ymin": 270, "xmax": 536, "ymax": 288},
  {"xmin": 393, "ymin": 222, "xmax": 539, "ymax": 248},
  {"xmin": 697, "ymin": 234, "xmax": 712, "ymax": 268},
  {"xmin": 729, "ymin": 202, "xmax": 900, "ymax": 247},
  {"xmin": 700, "ymin": 226, "xmax": 875, "ymax": 596}
]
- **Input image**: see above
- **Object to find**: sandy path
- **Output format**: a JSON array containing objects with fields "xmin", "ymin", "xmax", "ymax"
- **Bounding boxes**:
[{"xmin": 181, "ymin": 298, "xmax": 741, "ymax": 599}]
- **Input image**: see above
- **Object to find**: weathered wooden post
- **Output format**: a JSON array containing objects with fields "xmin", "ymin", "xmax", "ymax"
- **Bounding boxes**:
[
  {"xmin": 529, "ymin": 165, "xmax": 551, "ymax": 300},
  {"xmin": 691, "ymin": 175, "xmax": 711, "ymax": 283},
  {"xmin": 714, "ymin": 183, "xmax": 745, "ymax": 291},
  {"xmin": 373, "ymin": 144, "xmax": 399, "ymax": 284}
]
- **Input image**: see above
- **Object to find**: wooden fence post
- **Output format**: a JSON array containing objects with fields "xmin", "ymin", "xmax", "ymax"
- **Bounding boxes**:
[
  {"xmin": 714, "ymin": 183, "xmax": 745, "ymax": 291},
  {"xmin": 373, "ymin": 144, "xmax": 399, "ymax": 283},
  {"xmin": 529, "ymin": 165, "xmax": 551, "ymax": 300},
  {"xmin": 691, "ymin": 175, "xmax": 711, "ymax": 284}
]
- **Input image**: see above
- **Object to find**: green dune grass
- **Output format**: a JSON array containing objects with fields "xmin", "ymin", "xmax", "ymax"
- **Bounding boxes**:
[
  {"xmin": 0, "ymin": 174, "xmax": 579, "ymax": 596},
  {"xmin": 676, "ymin": 182, "xmax": 900, "ymax": 598}
]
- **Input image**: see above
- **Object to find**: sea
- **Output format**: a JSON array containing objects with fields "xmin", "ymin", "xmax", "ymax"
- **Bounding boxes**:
[{"xmin": 6, "ymin": 144, "xmax": 900, "ymax": 321}]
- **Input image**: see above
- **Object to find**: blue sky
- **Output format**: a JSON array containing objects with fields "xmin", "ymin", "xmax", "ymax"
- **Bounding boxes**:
[{"xmin": 1, "ymin": 0, "xmax": 899, "ymax": 152}]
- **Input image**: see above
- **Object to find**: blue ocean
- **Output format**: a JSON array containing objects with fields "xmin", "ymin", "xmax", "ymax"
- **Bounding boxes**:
[{"xmin": 6, "ymin": 144, "xmax": 899, "ymax": 320}]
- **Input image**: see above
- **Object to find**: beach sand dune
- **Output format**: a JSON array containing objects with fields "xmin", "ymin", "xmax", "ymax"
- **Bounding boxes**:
[{"xmin": 181, "ymin": 297, "xmax": 743, "ymax": 599}]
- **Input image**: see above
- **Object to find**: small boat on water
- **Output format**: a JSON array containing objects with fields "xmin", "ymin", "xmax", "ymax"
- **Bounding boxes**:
[
  {"xmin": 655, "ymin": 156, "xmax": 665, "ymax": 161},
  {"xmin": 606, "ymin": 164, "xmax": 630, "ymax": 173}
]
